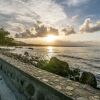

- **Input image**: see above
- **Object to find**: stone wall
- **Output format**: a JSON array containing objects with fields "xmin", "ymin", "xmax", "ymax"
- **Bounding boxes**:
[
  {"xmin": 0, "ymin": 57, "xmax": 72, "ymax": 100},
  {"xmin": 0, "ymin": 54, "xmax": 100, "ymax": 100}
]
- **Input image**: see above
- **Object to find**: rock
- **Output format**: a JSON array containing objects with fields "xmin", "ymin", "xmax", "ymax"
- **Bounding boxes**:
[
  {"xmin": 66, "ymin": 86, "xmax": 74, "ymax": 91},
  {"xmin": 28, "ymin": 47, "xmax": 33, "ymax": 50},
  {"xmin": 55, "ymin": 85, "xmax": 62, "ymax": 90},
  {"xmin": 37, "ymin": 59, "xmax": 48, "ymax": 68},
  {"xmin": 77, "ymin": 97, "xmax": 88, "ymax": 100},
  {"xmin": 74, "ymin": 76, "xmax": 80, "ymax": 82},
  {"xmin": 24, "ymin": 51, "xmax": 29, "ymax": 56},
  {"xmin": 42, "ymin": 57, "xmax": 70, "ymax": 77},
  {"xmin": 69, "ymin": 68, "xmax": 80, "ymax": 81},
  {"xmin": 73, "ymin": 68, "xmax": 80, "ymax": 76},
  {"xmin": 80, "ymin": 72, "xmax": 97, "ymax": 88}
]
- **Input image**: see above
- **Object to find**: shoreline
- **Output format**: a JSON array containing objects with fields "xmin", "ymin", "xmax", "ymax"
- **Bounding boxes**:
[{"xmin": 0, "ymin": 48, "xmax": 100, "ymax": 90}]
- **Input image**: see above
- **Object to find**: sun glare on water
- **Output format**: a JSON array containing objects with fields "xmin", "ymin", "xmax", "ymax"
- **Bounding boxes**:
[{"xmin": 46, "ymin": 35, "xmax": 57, "ymax": 42}]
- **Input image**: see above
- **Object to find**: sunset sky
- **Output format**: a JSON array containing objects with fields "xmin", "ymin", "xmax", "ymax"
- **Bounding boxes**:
[{"xmin": 0, "ymin": 0, "xmax": 100, "ymax": 44}]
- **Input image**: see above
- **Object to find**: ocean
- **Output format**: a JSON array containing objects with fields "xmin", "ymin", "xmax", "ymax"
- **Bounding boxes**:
[
  {"xmin": 9, "ymin": 46, "xmax": 100, "ymax": 74},
  {"xmin": 1, "ymin": 46, "xmax": 100, "ymax": 87}
]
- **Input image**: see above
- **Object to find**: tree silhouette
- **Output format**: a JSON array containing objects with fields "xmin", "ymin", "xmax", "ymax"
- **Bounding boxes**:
[{"xmin": 0, "ymin": 28, "xmax": 15, "ymax": 46}]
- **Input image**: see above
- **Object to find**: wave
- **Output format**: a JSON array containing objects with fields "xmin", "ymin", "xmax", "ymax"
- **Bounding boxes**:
[
  {"xmin": 83, "ymin": 62, "xmax": 100, "ymax": 69},
  {"xmin": 58, "ymin": 54, "xmax": 100, "ymax": 62},
  {"xmin": 59, "ymin": 54, "xmax": 91, "ymax": 61}
]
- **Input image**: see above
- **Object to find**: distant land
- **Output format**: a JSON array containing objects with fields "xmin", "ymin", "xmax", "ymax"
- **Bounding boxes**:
[
  {"xmin": 16, "ymin": 41, "xmax": 100, "ymax": 47},
  {"xmin": 0, "ymin": 28, "xmax": 100, "ymax": 47}
]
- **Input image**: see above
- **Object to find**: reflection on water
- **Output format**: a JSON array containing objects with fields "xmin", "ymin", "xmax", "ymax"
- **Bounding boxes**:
[{"xmin": 47, "ymin": 46, "xmax": 54, "ymax": 58}]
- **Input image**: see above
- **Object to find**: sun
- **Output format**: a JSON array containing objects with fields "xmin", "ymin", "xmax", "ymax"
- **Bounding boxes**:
[{"xmin": 46, "ymin": 35, "xmax": 56, "ymax": 42}]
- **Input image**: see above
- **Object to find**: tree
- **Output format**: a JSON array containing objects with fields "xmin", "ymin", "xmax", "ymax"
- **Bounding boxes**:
[{"xmin": 0, "ymin": 28, "xmax": 16, "ymax": 46}]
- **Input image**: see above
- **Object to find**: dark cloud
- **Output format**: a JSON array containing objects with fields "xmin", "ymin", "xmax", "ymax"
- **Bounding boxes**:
[
  {"xmin": 62, "ymin": 25, "xmax": 76, "ymax": 35},
  {"xmin": 34, "ymin": 25, "xmax": 48, "ymax": 37},
  {"xmin": 48, "ymin": 27, "xmax": 59, "ymax": 35},
  {"xmin": 35, "ymin": 25, "xmax": 59, "ymax": 37},
  {"xmin": 15, "ymin": 29, "xmax": 34, "ymax": 38},
  {"xmin": 80, "ymin": 18, "xmax": 100, "ymax": 33},
  {"xmin": 15, "ymin": 24, "xmax": 59, "ymax": 38}
]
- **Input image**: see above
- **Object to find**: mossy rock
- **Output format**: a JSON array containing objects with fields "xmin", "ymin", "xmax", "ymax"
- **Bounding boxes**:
[
  {"xmin": 42, "ymin": 57, "xmax": 70, "ymax": 77},
  {"xmin": 37, "ymin": 60, "xmax": 49, "ymax": 68},
  {"xmin": 80, "ymin": 72, "xmax": 97, "ymax": 88}
]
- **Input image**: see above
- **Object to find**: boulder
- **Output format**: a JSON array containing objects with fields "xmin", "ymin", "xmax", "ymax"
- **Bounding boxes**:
[
  {"xmin": 80, "ymin": 72, "xmax": 97, "ymax": 88},
  {"xmin": 42, "ymin": 57, "xmax": 70, "ymax": 77}
]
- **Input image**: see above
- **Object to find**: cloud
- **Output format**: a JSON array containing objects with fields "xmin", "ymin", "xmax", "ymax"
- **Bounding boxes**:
[
  {"xmin": 55, "ymin": 0, "xmax": 90, "ymax": 7},
  {"xmin": 0, "ymin": 0, "xmax": 93, "ymax": 36},
  {"xmin": 80, "ymin": 18, "xmax": 100, "ymax": 33},
  {"xmin": 15, "ymin": 29, "xmax": 34, "ymax": 38},
  {"xmin": 0, "ymin": 0, "xmax": 67, "ymax": 34},
  {"xmin": 15, "ymin": 23, "xmax": 59, "ymax": 38},
  {"xmin": 66, "ymin": 0, "xmax": 90, "ymax": 6},
  {"xmin": 23, "ymin": 0, "xmax": 67, "ymax": 24},
  {"xmin": 62, "ymin": 25, "xmax": 76, "ymax": 35},
  {"xmin": 48, "ymin": 27, "xmax": 59, "ymax": 35},
  {"xmin": 34, "ymin": 25, "xmax": 48, "ymax": 37},
  {"xmin": 6, "ymin": 22, "xmax": 25, "ymax": 35}
]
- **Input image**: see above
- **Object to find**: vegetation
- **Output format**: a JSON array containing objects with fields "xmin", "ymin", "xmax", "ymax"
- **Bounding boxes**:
[
  {"xmin": 38, "ymin": 57, "xmax": 70, "ymax": 77},
  {"xmin": 37, "ymin": 57, "xmax": 67, "ymax": 76},
  {"xmin": 0, "ymin": 28, "xmax": 16, "ymax": 46}
]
